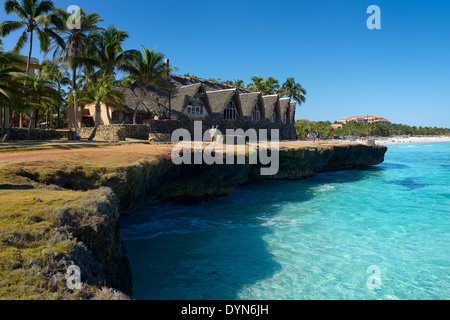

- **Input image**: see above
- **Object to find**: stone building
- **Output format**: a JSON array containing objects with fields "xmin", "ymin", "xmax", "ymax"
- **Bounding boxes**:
[{"xmin": 72, "ymin": 75, "xmax": 298, "ymax": 140}]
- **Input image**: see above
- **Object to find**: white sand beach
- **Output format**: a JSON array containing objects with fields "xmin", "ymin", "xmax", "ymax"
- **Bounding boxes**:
[
  {"xmin": 375, "ymin": 136, "xmax": 450, "ymax": 145},
  {"xmin": 340, "ymin": 136, "xmax": 450, "ymax": 145}
]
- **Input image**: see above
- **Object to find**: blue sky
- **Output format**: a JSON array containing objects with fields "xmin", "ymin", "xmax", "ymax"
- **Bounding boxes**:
[{"xmin": 1, "ymin": 0, "xmax": 449, "ymax": 127}]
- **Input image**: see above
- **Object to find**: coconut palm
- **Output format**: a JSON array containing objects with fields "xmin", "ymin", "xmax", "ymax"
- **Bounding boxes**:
[
  {"xmin": 41, "ymin": 59, "xmax": 70, "ymax": 128},
  {"xmin": 247, "ymin": 75, "xmax": 267, "ymax": 93},
  {"xmin": 87, "ymin": 25, "xmax": 136, "ymax": 78},
  {"xmin": 0, "ymin": 50, "xmax": 27, "ymax": 139},
  {"xmin": 265, "ymin": 77, "xmax": 280, "ymax": 95},
  {"xmin": 122, "ymin": 45, "xmax": 175, "ymax": 124},
  {"xmin": 0, "ymin": 0, "xmax": 64, "ymax": 74},
  {"xmin": 69, "ymin": 75, "xmax": 124, "ymax": 139},
  {"xmin": 25, "ymin": 69, "xmax": 61, "ymax": 131},
  {"xmin": 278, "ymin": 77, "xmax": 307, "ymax": 105},
  {"xmin": 0, "ymin": 50, "xmax": 25, "ymax": 102},
  {"xmin": 50, "ymin": 8, "xmax": 103, "ymax": 91},
  {"xmin": 233, "ymin": 79, "xmax": 246, "ymax": 89}
]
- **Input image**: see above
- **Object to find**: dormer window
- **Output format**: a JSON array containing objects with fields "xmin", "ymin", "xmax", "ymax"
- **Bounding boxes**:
[
  {"xmin": 223, "ymin": 100, "xmax": 239, "ymax": 121},
  {"xmin": 185, "ymin": 93, "xmax": 207, "ymax": 115},
  {"xmin": 270, "ymin": 111, "xmax": 277, "ymax": 123},
  {"xmin": 251, "ymin": 105, "xmax": 261, "ymax": 122},
  {"xmin": 282, "ymin": 113, "xmax": 287, "ymax": 124}
]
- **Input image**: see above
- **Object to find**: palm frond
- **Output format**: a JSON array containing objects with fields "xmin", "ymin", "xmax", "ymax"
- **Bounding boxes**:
[
  {"xmin": 36, "ymin": 27, "xmax": 51, "ymax": 52},
  {"xmin": 4, "ymin": 0, "xmax": 28, "ymax": 19},
  {"xmin": 12, "ymin": 29, "xmax": 29, "ymax": 53},
  {"xmin": 0, "ymin": 20, "xmax": 26, "ymax": 37},
  {"xmin": 35, "ymin": 0, "xmax": 55, "ymax": 17}
]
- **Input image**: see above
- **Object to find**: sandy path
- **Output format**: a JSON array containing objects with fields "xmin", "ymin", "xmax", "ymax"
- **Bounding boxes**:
[
  {"xmin": 0, "ymin": 143, "xmax": 174, "ymax": 166},
  {"xmin": 0, "ymin": 140, "xmax": 358, "ymax": 167}
]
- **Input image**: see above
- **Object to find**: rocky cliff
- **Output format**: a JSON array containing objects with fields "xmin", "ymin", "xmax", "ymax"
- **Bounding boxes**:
[
  {"xmin": 107, "ymin": 143, "xmax": 388, "ymax": 207},
  {"xmin": 3, "ymin": 142, "xmax": 387, "ymax": 299}
]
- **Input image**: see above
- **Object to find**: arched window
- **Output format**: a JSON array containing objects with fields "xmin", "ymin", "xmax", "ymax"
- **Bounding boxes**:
[
  {"xmin": 282, "ymin": 113, "xmax": 287, "ymax": 124},
  {"xmin": 223, "ymin": 100, "xmax": 239, "ymax": 121},
  {"xmin": 270, "ymin": 111, "xmax": 277, "ymax": 123},
  {"xmin": 251, "ymin": 105, "xmax": 261, "ymax": 122}
]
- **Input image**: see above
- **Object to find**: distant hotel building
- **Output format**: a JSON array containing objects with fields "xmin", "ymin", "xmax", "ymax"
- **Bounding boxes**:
[{"xmin": 337, "ymin": 116, "xmax": 391, "ymax": 125}]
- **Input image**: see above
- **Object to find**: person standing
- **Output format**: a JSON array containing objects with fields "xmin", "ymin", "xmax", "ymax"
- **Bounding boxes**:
[{"xmin": 210, "ymin": 125, "xmax": 219, "ymax": 142}]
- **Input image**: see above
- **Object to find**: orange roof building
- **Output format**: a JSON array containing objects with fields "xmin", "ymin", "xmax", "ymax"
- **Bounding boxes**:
[{"xmin": 337, "ymin": 116, "xmax": 391, "ymax": 125}]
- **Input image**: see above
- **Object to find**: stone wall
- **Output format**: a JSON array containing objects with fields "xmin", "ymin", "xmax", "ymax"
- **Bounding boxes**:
[
  {"xmin": 79, "ymin": 125, "xmax": 151, "ymax": 141},
  {"xmin": 79, "ymin": 120, "xmax": 296, "ymax": 142},
  {"xmin": 3, "ymin": 128, "xmax": 63, "ymax": 141},
  {"xmin": 148, "ymin": 118, "xmax": 297, "ymax": 141}
]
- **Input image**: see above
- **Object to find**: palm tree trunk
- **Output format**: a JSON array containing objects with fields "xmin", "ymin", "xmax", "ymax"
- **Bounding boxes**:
[
  {"xmin": 72, "ymin": 67, "xmax": 78, "ymax": 133},
  {"xmin": 106, "ymin": 106, "xmax": 112, "ymax": 124},
  {"xmin": 57, "ymin": 106, "xmax": 60, "ymax": 129},
  {"xmin": 133, "ymin": 88, "xmax": 146, "ymax": 125},
  {"xmin": 88, "ymin": 104, "xmax": 101, "ymax": 141},
  {"xmin": 57, "ymin": 83, "xmax": 61, "ymax": 129},
  {"xmin": 26, "ymin": 29, "xmax": 33, "ymax": 75},
  {"xmin": 1, "ymin": 106, "xmax": 10, "ymax": 142},
  {"xmin": 72, "ymin": 67, "xmax": 77, "ymax": 91},
  {"xmin": 26, "ymin": 109, "xmax": 34, "ymax": 140},
  {"xmin": 95, "ymin": 104, "xmax": 101, "ymax": 127},
  {"xmin": 0, "ymin": 106, "xmax": 4, "ymax": 137},
  {"xmin": 34, "ymin": 109, "xmax": 39, "ymax": 128}
]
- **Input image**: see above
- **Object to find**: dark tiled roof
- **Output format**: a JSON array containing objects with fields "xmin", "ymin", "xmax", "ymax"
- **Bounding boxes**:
[
  {"xmin": 114, "ymin": 82, "xmax": 170, "ymax": 115},
  {"xmin": 262, "ymin": 95, "xmax": 278, "ymax": 119},
  {"xmin": 279, "ymin": 98, "xmax": 290, "ymax": 117},
  {"xmin": 239, "ymin": 92, "xmax": 261, "ymax": 117},
  {"xmin": 170, "ymin": 83, "xmax": 203, "ymax": 113},
  {"xmin": 289, "ymin": 102, "xmax": 297, "ymax": 123},
  {"xmin": 205, "ymin": 89, "xmax": 237, "ymax": 114}
]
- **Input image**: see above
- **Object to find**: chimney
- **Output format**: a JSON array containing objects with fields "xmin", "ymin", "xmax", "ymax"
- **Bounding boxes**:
[{"xmin": 165, "ymin": 59, "xmax": 170, "ymax": 76}]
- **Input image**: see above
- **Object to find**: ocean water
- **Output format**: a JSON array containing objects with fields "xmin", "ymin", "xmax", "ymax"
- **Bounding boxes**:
[{"xmin": 120, "ymin": 142, "xmax": 450, "ymax": 300}]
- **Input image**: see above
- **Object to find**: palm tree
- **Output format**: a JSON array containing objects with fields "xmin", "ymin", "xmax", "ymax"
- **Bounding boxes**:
[
  {"xmin": 84, "ymin": 25, "xmax": 137, "ymax": 121},
  {"xmin": 48, "ymin": 8, "xmax": 102, "ymax": 134},
  {"xmin": 265, "ymin": 77, "xmax": 280, "ymax": 95},
  {"xmin": 25, "ymin": 69, "xmax": 60, "ymax": 131},
  {"xmin": 247, "ymin": 75, "xmax": 267, "ymax": 93},
  {"xmin": 0, "ymin": 50, "xmax": 26, "ymax": 140},
  {"xmin": 41, "ymin": 59, "xmax": 70, "ymax": 128},
  {"xmin": 87, "ymin": 25, "xmax": 136, "ymax": 78},
  {"xmin": 70, "ymin": 75, "xmax": 124, "ymax": 139},
  {"xmin": 50, "ymin": 8, "xmax": 103, "ymax": 93},
  {"xmin": 122, "ymin": 45, "xmax": 175, "ymax": 124},
  {"xmin": 0, "ymin": 0, "xmax": 64, "ymax": 74},
  {"xmin": 278, "ymin": 77, "xmax": 307, "ymax": 105},
  {"xmin": 233, "ymin": 79, "xmax": 246, "ymax": 89},
  {"xmin": 0, "ymin": 50, "xmax": 25, "ymax": 103}
]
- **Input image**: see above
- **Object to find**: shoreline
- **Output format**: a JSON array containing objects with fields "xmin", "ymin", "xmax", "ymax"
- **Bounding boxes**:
[
  {"xmin": 0, "ymin": 141, "xmax": 387, "ymax": 300},
  {"xmin": 376, "ymin": 136, "xmax": 450, "ymax": 145},
  {"xmin": 340, "ymin": 136, "xmax": 450, "ymax": 146}
]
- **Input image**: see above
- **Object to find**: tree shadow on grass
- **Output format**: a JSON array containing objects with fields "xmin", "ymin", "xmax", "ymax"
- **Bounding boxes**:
[{"xmin": 0, "ymin": 184, "xmax": 35, "ymax": 190}]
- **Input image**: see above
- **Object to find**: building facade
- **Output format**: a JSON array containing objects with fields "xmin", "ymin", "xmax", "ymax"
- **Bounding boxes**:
[
  {"xmin": 74, "ymin": 75, "xmax": 299, "ymax": 140},
  {"xmin": 337, "ymin": 116, "xmax": 391, "ymax": 125}
]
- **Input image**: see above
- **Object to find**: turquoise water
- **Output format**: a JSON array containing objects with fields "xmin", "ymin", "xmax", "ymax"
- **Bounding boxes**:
[{"xmin": 120, "ymin": 142, "xmax": 450, "ymax": 300}]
